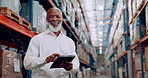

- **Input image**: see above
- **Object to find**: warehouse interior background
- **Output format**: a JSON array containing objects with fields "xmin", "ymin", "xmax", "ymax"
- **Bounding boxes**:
[{"xmin": 0, "ymin": 0, "xmax": 148, "ymax": 78}]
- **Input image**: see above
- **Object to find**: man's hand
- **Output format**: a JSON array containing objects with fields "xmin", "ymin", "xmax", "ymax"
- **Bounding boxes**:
[
  {"xmin": 45, "ymin": 53, "xmax": 60, "ymax": 63},
  {"xmin": 60, "ymin": 61, "xmax": 73, "ymax": 71}
]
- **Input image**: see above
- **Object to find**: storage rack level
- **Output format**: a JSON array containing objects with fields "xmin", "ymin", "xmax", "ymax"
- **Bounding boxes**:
[{"xmin": 0, "ymin": 14, "xmax": 36, "ymax": 49}]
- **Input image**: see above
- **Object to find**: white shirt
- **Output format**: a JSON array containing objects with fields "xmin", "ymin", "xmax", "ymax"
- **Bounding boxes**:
[{"xmin": 24, "ymin": 29, "xmax": 80, "ymax": 78}]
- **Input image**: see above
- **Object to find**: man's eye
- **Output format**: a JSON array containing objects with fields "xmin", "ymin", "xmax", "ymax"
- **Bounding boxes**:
[
  {"xmin": 49, "ymin": 16, "xmax": 53, "ymax": 18},
  {"xmin": 56, "ymin": 15, "xmax": 61, "ymax": 18},
  {"xmin": 48, "ymin": 16, "xmax": 61, "ymax": 19}
]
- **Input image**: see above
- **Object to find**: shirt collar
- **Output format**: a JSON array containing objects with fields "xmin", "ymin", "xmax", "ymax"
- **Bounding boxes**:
[{"xmin": 45, "ymin": 29, "xmax": 63, "ymax": 37}]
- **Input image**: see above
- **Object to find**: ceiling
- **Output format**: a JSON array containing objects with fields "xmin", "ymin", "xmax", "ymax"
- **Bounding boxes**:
[{"xmin": 83, "ymin": 0, "xmax": 116, "ymax": 54}]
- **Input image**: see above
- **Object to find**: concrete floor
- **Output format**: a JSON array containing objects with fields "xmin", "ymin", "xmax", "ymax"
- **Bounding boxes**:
[{"xmin": 95, "ymin": 75, "xmax": 111, "ymax": 78}]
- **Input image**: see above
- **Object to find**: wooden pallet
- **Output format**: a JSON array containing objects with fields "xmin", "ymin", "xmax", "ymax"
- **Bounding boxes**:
[
  {"xmin": 21, "ymin": 18, "xmax": 31, "ymax": 30},
  {"xmin": 0, "ymin": 7, "xmax": 21, "ymax": 23},
  {"xmin": 0, "ymin": 7, "xmax": 31, "ymax": 30}
]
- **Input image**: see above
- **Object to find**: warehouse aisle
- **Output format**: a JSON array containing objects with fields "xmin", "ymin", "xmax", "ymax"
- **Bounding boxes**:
[{"xmin": 0, "ymin": 0, "xmax": 148, "ymax": 78}]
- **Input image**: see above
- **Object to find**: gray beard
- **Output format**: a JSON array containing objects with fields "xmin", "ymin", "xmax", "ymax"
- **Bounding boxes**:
[{"xmin": 48, "ymin": 23, "xmax": 62, "ymax": 32}]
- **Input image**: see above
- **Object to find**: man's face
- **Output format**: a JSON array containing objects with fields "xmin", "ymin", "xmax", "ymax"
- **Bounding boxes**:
[{"xmin": 47, "ymin": 9, "xmax": 63, "ymax": 27}]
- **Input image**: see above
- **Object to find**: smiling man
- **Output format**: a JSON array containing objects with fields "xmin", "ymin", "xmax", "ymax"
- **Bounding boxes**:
[
  {"xmin": 46, "ymin": 7, "xmax": 63, "ymax": 34},
  {"xmin": 23, "ymin": 7, "xmax": 80, "ymax": 78}
]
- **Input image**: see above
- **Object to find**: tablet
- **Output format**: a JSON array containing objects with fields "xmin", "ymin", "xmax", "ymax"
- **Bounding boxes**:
[{"xmin": 50, "ymin": 55, "xmax": 75, "ymax": 68}]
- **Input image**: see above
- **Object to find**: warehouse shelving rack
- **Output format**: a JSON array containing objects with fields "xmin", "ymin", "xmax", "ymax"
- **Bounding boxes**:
[
  {"xmin": 77, "ymin": 0, "xmax": 90, "ymax": 32},
  {"xmin": 106, "ymin": 0, "xmax": 130, "ymax": 77},
  {"xmin": 106, "ymin": 0, "xmax": 148, "ymax": 78},
  {"xmin": 74, "ymin": 0, "xmax": 97, "ymax": 71},
  {"xmin": 0, "ymin": 14, "xmax": 36, "ymax": 49},
  {"xmin": 129, "ymin": 1, "xmax": 148, "ymax": 78},
  {"xmin": 0, "ymin": 0, "xmax": 97, "ymax": 78}
]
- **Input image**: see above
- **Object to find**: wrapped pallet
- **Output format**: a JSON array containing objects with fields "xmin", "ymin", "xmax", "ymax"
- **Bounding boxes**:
[
  {"xmin": 20, "ymin": 1, "xmax": 47, "ymax": 33},
  {"xmin": 60, "ymin": 0, "xmax": 66, "ymax": 13},
  {"xmin": 70, "ymin": 8, "xmax": 75, "ymax": 28},
  {"xmin": 70, "ymin": 0, "xmax": 78, "ymax": 12},
  {"xmin": 33, "ymin": 1, "xmax": 47, "ymax": 33},
  {"xmin": 130, "ymin": 19, "xmax": 140, "ymax": 44},
  {"xmin": 128, "ymin": 0, "xmax": 133, "ymax": 24},
  {"xmin": 33, "ymin": 1, "xmax": 39, "ymax": 29},
  {"xmin": 36, "ymin": 4, "xmax": 47, "ymax": 33},
  {"xmin": 132, "ymin": 0, "xmax": 137, "ymax": 17},
  {"xmin": 146, "ymin": 4, "xmax": 148, "ymax": 34},
  {"xmin": 20, "ymin": 3, "xmax": 29, "ymax": 21},
  {"xmin": 130, "ymin": 24, "xmax": 134, "ymax": 44},
  {"xmin": 114, "ymin": 15, "xmax": 124, "ymax": 48},
  {"xmin": 0, "ymin": 0, "xmax": 21, "ymax": 14}
]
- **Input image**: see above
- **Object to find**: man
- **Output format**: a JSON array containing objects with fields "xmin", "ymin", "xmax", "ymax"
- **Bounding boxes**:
[{"xmin": 23, "ymin": 7, "xmax": 80, "ymax": 78}]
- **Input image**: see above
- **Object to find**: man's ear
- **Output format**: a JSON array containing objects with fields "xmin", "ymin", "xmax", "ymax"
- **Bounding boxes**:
[{"xmin": 46, "ymin": 17, "xmax": 49, "ymax": 22}]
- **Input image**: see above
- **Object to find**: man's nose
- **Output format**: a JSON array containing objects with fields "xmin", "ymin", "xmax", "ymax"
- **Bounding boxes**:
[{"xmin": 52, "ymin": 16, "xmax": 57, "ymax": 20}]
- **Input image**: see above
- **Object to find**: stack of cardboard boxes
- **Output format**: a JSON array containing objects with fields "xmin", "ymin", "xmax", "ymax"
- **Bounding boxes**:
[{"xmin": 0, "ymin": 48, "xmax": 22, "ymax": 78}]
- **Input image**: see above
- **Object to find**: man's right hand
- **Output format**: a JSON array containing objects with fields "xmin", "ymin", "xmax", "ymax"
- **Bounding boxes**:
[
  {"xmin": 45, "ymin": 53, "xmax": 60, "ymax": 63},
  {"xmin": 60, "ymin": 62, "xmax": 73, "ymax": 71}
]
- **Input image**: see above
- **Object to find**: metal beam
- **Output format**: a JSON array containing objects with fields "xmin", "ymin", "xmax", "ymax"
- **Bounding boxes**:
[{"xmin": 0, "ymin": 14, "xmax": 36, "ymax": 38}]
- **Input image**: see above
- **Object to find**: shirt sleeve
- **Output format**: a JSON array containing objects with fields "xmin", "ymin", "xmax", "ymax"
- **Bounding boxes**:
[{"xmin": 23, "ymin": 36, "xmax": 47, "ymax": 70}]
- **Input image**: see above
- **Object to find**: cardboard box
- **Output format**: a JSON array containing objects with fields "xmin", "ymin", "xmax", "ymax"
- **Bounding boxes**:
[
  {"xmin": 106, "ymin": 67, "xmax": 110, "ymax": 76},
  {"xmin": 118, "ymin": 67, "xmax": 123, "ymax": 78},
  {"xmin": 145, "ymin": 47, "xmax": 148, "ymax": 70},
  {"xmin": 0, "ymin": 48, "xmax": 22, "ymax": 78},
  {"xmin": 137, "ymin": 71, "xmax": 148, "ymax": 78},
  {"xmin": 135, "ymin": 53, "xmax": 142, "ymax": 70}
]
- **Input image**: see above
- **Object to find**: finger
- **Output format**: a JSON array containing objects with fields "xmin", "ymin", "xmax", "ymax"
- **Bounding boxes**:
[
  {"xmin": 66, "ymin": 62, "xmax": 72, "ymax": 65},
  {"xmin": 50, "ymin": 55, "xmax": 56, "ymax": 61},
  {"xmin": 65, "ymin": 66, "xmax": 73, "ymax": 71},
  {"xmin": 47, "ymin": 55, "xmax": 55, "ymax": 62},
  {"xmin": 48, "ymin": 58, "xmax": 54, "ymax": 62},
  {"xmin": 53, "ymin": 53, "xmax": 60, "ymax": 56}
]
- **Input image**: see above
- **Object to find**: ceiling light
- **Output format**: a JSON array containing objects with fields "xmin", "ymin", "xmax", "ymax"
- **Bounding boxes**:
[
  {"xmin": 100, "ymin": 51, "xmax": 102, "ymax": 54},
  {"xmin": 99, "ymin": 21, "xmax": 103, "ymax": 24},
  {"xmin": 100, "ymin": 39, "xmax": 103, "ymax": 42},
  {"xmin": 99, "ymin": 43, "xmax": 102, "ymax": 46},
  {"xmin": 99, "ymin": 50, "xmax": 102, "ymax": 54},
  {"xmin": 99, "ymin": 32, "xmax": 103, "ymax": 35},
  {"xmin": 99, "ymin": 49, "xmax": 102, "ymax": 52},
  {"xmin": 98, "ymin": 5, "xmax": 104, "ymax": 10}
]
